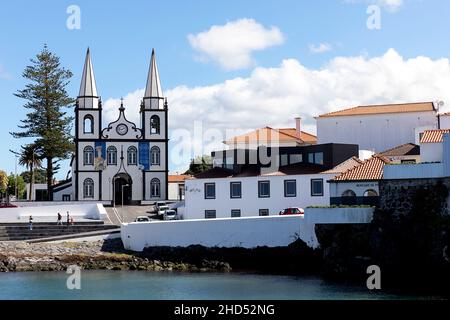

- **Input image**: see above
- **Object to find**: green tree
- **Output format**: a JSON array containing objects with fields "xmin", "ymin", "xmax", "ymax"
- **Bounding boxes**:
[
  {"xmin": 11, "ymin": 45, "xmax": 75, "ymax": 201},
  {"xmin": 16, "ymin": 144, "xmax": 42, "ymax": 201},
  {"xmin": 21, "ymin": 168, "xmax": 47, "ymax": 184},
  {"xmin": 0, "ymin": 170, "xmax": 8, "ymax": 199},
  {"xmin": 184, "ymin": 155, "xmax": 213, "ymax": 175},
  {"xmin": 7, "ymin": 173, "xmax": 26, "ymax": 200}
]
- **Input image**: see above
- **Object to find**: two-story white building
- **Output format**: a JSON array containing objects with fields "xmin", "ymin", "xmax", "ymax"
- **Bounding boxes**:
[{"xmin": 316, "ymin": 102, "xmax": 438, "ymax": 152}]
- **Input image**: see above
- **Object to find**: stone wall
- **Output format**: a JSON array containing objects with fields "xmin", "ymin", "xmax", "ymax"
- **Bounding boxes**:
[{"xmin": 379, "ymin": 177, "xmax": 450, "ymax": 216}]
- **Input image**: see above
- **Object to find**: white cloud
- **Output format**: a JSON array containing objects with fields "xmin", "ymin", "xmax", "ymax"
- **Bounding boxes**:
[
  {"xmin": 309, "ymin": 43, "xmax": 332, "ymax": 54},
  {"xmin": 103, "ymin": 49, "xmax": 450, "ymax": 170},
  {"xmin": 187, "ymin": 18, "xmax": 285, "ymax": 71}
]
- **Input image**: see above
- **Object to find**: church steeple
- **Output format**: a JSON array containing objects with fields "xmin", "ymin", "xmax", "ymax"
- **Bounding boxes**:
[
  {"xmin": 79, "ymin": 48, "xmax": 98, "ymax": 97},
  {"xmin": 77, "ymin": 48, "xmax": 100, "ymax": 109},
  {"xmin": 143, "ymin": 49, "xmax": 164, "ymax": 109}
]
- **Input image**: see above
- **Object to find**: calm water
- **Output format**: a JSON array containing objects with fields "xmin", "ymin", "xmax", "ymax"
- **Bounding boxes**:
[{"xmin": 0, "ymin": 271, "xmax": 440, "ymax": 300}]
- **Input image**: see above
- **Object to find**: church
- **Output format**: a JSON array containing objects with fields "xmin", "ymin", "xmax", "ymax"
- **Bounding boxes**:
[{"xmin": 53, "ymin": 49, "xmax": 169, "ymax": 205}]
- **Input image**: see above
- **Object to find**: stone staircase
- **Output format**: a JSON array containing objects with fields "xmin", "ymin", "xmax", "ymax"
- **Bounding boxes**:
[{"xmin": 0, "ymin": 221, "xmax": 119, "ymax": 241}]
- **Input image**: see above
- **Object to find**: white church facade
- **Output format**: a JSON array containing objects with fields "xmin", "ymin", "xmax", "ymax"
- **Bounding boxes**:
[{"xmin": 54, "ymin": 49, "xmax": 168, "ymax": 205}]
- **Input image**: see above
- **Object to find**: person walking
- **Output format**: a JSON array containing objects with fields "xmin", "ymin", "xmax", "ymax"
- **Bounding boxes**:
[
  {"xmin": 28, "ymin": 215, "xmax": 33, "ymax": 231},
  {"xmin": 66, "ymin": 211, "xmax": 70, "ymax": 227},
  {"xmin": 57, "ymin": 212, "xmax": 63, "ymax": 226}
]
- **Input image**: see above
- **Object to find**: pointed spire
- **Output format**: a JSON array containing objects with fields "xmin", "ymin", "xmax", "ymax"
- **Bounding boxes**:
[
  {"xmin": 79, "ymin": 48, "xmax": 98, "ymax": 97},
  {"xmin": 144, "ymin": 49, "xmax": 163, "ymax": 99}
]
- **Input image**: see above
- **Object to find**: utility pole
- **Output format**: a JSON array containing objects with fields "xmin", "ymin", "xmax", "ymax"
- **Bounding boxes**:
[{"xmin": 15, "ymin": 155, "xmax": 18, "ymax": 200}]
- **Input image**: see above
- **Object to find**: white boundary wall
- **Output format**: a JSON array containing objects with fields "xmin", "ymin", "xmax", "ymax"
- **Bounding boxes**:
[
  {"xmin": 121, "ymin": 207, "xmax": 374, "ymax": 251},
  {"xmin": 0, "ymin": 203, "xmax": 107, "ymax": 222}
]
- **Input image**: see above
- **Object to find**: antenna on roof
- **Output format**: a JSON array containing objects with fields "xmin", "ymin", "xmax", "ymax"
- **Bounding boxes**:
[{"xmin": 434, "ymin": 100, "xmax": 444, "ymax": 112}]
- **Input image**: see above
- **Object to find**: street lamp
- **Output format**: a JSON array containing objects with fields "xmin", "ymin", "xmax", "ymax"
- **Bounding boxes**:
[{"xmin": 121, "ymin": 184, "xmax": 129, "ymax": 222}]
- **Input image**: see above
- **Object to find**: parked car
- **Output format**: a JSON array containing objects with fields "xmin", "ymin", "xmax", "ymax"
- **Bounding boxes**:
[
  {"xmin": 163, "ymin": 210, "xmax": 179, "ymax": 221},
  {"xmin": 134, "ymin": 216, "xmax": 151, "ymax": 222},
  {"xmin": 279, "ymin": 207, "xmax": 304, "ymax": 215},
  {"xmin": 154, "ymin": 201, "xmax": 170, "ymax": 216}
]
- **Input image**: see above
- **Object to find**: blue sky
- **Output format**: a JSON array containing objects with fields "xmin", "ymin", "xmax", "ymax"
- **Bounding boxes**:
[{"xmin": 1, "ymin": 0, "xmax": 450, "ymax": 177}]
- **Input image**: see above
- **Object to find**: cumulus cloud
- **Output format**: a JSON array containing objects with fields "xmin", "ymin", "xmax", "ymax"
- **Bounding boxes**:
[
  {"xmin": 309, "ymin": 43, "xmax": 332, "ymax": 54},
  {"xmin": 103, "ymin": 49, "xmax": 450, "ymax": 171},
  {"xmin": 187, "ymin": 18, "xmax": 285, "ymax": 71}
]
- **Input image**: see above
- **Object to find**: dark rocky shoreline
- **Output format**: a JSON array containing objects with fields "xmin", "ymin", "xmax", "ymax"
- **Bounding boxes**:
[{"xmin": 0, "ymin": 239, "xmax": 232, "ymax": 273}]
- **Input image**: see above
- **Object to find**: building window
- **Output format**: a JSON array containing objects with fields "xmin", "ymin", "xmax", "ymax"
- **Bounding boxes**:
[
  {"xmin": 83, "ymin": 146, "xmax": 94, "ymax": 165},
  {"xmin": 259, "ymin": 209, "xmax": 269, "ymax": 216},
  {"xmin": 204, "ymin": 183, "xmax": 216, "ymax": 199},
  {"xmin": 107, "ymin": 146, "xmax": 117, "ymax": 165},
  {"xmin": 290, "ymin": 154, "xmax": 303, "ymax": 164},
  {"xmin": 151, "ymin": 146, "xmax": 160, "ymax": 165},
  {"xmin": 258, "ymin": 181, "xmax": 270, "ymax": 198},
  {"xmin": 280, "ymin": 154, "xmax": 288, "ymax": 166},
  {"xmin": 308, "ymin": 152, "xmax": 324, "ymax": 165},
  {"xmin": 284, "ymin": 180, "xmax": 297, "ymax": 197},
  {"xmin": 230, "ymin": 182, "xmax": 242, "ymax": 199},
  {"xmin": 364, "ymin": 189, "xmax": 378, "ymax": 197},
  {"xmin": 62, "ymin": 195, "xmax": 71, "ymax": 201},
  {"xmin": 205, "ymin": 210, "xmax": 216, "ymax": 219},
  {"xmin": 342, "ymin": 189, "xmax": 356, "ymax": 197},
  {"xmin": 401, "ymin": 159, "xmax": 416, "ymax": 164},
  {"xmin": 83, "ymin": 115, "xmax": 94, "ymax": 134},
  {"xmin": 314, "ymin": 152, "xmax": 324, "ymax": 165},
  {"xmin": 150, "ymin": 115, "xmax": 160, "ymax": 134},
  {"xmin": 127, "ymin": 146, "xmax": 137, "ymax": 165},
  {"xmin": 83, "ymin": 178, "xmax": 94, "ymax": 198},
  {"xmin": 150, "ymin": 178, "xmax": 160, "ymax": 198},
  {"xmin": 311, "ymin": 179, "xmax": 324, "ymax": 196},
  {"xmin": 231, "ymin": 209, "xmax": 241, "ymax": 218}
]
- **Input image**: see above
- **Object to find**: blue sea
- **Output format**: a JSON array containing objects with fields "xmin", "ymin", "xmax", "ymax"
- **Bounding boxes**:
[{"xmin": 0, "ymin": 271, "xmax": 442, "ymax": 300}]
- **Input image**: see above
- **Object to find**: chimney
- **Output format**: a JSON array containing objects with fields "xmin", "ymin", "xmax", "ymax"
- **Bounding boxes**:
[{"xmin": 295, "ymin": 117, "xmax": 302, "ymax": 139}]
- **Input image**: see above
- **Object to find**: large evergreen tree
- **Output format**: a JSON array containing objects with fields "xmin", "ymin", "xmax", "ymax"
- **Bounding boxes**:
[{"xmin": 11, "ymin": 45, "xmax": 74, "ymax": 201}]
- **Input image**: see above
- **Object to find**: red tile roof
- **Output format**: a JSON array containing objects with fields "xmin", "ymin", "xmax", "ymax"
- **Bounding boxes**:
[
  {"xmin": 317, "ymin": 102, "xmax": 435, "ymax": 118},
  {"xmin": 377, "ymin": 143, "xmax": 420, "ymax": 157},
  {"xmin": 322, "ymin": 157, "xmax": 363, "ymax": 174},
  {"xmin": 168, "ymin": 174, "xmax": 192, "ymax": 183},
  {"xmin": 224, "ymin": 126, "xmax": 317, "ymax": 145},
  {"xmin": 420, "ymin": 129, "xmax": 450, "ymax": 143},
  {"xmin": 331, "ymin": 156, "xmax": 391, "ymax": 181}
]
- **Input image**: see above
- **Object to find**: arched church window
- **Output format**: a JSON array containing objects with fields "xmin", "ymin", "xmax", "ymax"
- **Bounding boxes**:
[
  {"xmin": 83, "ymin": 115, "xmax": 94, "ymax": 134},
  {"xmin": 83, "ymin": 146, "xmax": 94, "ymax": 165},
  {"xmin": 127, "ymin": 146, "xmax": 137, "ymax": 165},
  {"xmin": 107, "ymin": 146, "xmax": 117, "ymax": 165},
  {"xmin": 151, "ymin": 178, "xmax": 160, "ymax": 198},
  {"xmin": 83, "ymin": 178, "xmax": 94, "ymax": 198},
  {"xmin": 150, "ymin": 115, "xmax": 160, "ymax": 134},
  {"xmin": 151, "ymin": 146, "xmax": 160, "ymax": 165}
]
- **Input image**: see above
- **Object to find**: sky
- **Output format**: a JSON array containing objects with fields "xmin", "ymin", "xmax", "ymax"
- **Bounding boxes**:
[{"xmin": 1, "ymin": 0, "xmax": 450, "ymax": 177}]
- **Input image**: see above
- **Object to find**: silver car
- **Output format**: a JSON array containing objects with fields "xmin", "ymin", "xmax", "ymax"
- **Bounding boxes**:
[{"xmin": 163, "ymin": 210, "xmax": 178, "ymax": 221}]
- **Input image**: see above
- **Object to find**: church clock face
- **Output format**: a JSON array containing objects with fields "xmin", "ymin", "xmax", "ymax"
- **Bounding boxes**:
[{"xmin": 116, "ymin": 124, "xmax": 128, "ymax": 136}]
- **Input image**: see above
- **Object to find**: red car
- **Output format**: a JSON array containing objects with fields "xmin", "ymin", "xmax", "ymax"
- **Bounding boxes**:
[{"xmin": 279, "ymin": 207, "xmax": 304, "ymax": 215}]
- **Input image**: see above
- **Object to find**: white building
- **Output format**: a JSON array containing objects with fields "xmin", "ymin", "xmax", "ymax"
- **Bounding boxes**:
[
  {"xmin": 329, "ymin": 156, "xmax": 390, "ymax": 206},
  {"xmin": 54, "ymin": 49, "xmax": 168, "ymax": 204},
  {"xmin": 316, "ymin": 102, "xmax": 438, "ymax": 152},
  {"xmin": 184, "ymin": 159, "xmax": 361, "ymax": 220},
  {"xmin": 419, "ymin": 129, "xmax": 450, "ymax": 163},
  {"xmin": 168, "ymin": 174, "xmax": 191, "ymax": 201}
]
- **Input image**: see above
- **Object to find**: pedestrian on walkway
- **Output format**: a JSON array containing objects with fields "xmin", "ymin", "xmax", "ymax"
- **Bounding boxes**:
[
  {"xmin": 29, "ymin": 215, "xmax": 33, "ymax": 231},
  {"xmin": 57, "ymin": 212, "xmax": 63, "ymax": 226},
  {"xmin": 66, "ymin": 211, "xmax": 70, "ymax": 227}
]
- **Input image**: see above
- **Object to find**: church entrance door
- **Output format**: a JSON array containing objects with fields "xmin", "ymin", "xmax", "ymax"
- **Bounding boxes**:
[{"xmin": 113, "ymin": 173, "xmax": 132, "ymax": 206}]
